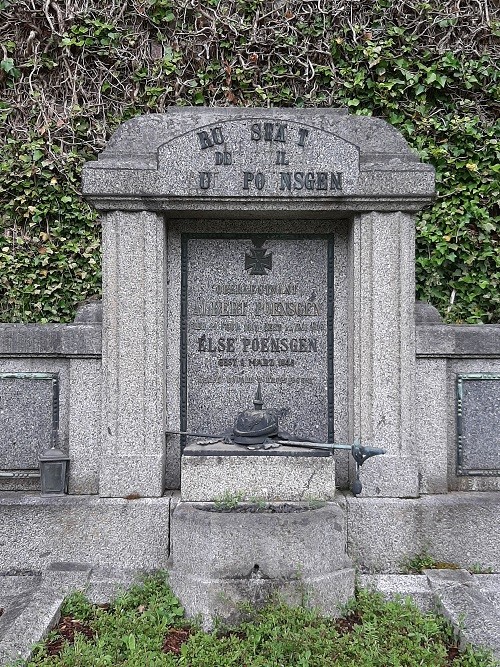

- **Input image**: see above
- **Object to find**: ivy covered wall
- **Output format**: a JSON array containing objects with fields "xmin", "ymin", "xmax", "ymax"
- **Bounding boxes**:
[{"xmin": 0, "ymin": 0, "xmax": 498, "ymax": 322}]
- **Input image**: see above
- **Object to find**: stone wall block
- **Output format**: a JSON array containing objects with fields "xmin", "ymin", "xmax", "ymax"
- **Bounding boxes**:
[
  {"xmin": 415, "ymin": 358, "xmax": 448, "ymax": 493},
  {"xmin": 347, "ymin": 493, "xmax": 500, "ymax": 573},
  {"xmin": 0, "ymin": 496, "xmax": 171, "ymax": 571},
  {"xmin": 181, "ymin": 452, "xmax": 337, "ymax": 502}
]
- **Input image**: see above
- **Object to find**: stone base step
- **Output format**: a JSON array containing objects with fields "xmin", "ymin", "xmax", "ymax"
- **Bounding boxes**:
[
  {"xmin": 426, "ymin": 569, "xmax": 500, "ymax": 660},
  {"xmin": 0, "ymin": 573, "xmax": 42, "ymax": 638},
  {"xmin": 360, "ymin": 570, "xmax": 500, "ymax": 661},
  {"xmin": 0, "ymin": 563, "xmax": 142, "ymax": 666},
  {"xmin": 0, "ymin": 585, "xmax": 65, "ymax": 665}
]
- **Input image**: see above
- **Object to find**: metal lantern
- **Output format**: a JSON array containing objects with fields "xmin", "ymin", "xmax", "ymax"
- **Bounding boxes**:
[{"xmin": 39, "ymin": 443, "xmax": 70, "ymax": 496}]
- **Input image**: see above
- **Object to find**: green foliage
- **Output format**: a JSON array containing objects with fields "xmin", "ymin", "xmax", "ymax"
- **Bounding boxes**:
[
  {"xmin": 404, "ymin": 552, "xmax": 437, "ymax": 573},
  {"xmin": 469, "ymin": 563, "xmax": 494, "ymax": 575},
  {"xmin": 0, "ymin": 137, "xmax": 100, "ymax": 322},
  {"xmin": 60, "ymin": 590, "xmax": 96, "ymax": 623},
  {"xmin": 213, "ymin": 490, "xmax": 245, "ymax": 510},
  {"xmin": 28, "ymin": 573, "xmax": 186, "ymax": 667},
  {"xmin": 404, "ymin": 552, "xmax": 495, "ymax": 575},
  {"xmin": 0, "ymin": 0, "xmax": 498, "ymax": 322},
  {"xmin": 60, "ymin": 18, "xmax": 125, "ymax": 51},
  {"xmin": 0, "ymin": 57, "xmax": 20, "ymax": 80},
  {"xmin": 26, "ymin": 578, "xmax": 497, "ymax": 666}
]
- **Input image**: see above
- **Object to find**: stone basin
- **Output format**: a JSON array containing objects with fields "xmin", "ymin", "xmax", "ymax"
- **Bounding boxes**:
[{"xmin": 169, "ymin": 500, "xmax": 354, "ymax": 629}]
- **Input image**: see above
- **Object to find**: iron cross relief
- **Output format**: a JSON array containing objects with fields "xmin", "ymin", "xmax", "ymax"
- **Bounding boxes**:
[{"xmin": 245, "ymin": 238, "xmax": 273, "ymax": 276}]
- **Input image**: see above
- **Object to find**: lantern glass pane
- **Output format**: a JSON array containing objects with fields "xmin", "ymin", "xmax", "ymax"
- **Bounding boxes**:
[{"xmin": 42, "ymin": 462, "xmax": 64, "ymax": 493}]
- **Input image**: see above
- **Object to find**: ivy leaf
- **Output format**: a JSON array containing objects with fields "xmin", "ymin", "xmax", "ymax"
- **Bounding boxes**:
[{"xmin": 1, "ymin": 57, "xmax": 20, "ymax": 78}]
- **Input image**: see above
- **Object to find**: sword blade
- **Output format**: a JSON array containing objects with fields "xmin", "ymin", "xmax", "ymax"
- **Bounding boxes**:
[{"xmin": 275, "ymin": 440, "xmax": 352, "ymax": 451}]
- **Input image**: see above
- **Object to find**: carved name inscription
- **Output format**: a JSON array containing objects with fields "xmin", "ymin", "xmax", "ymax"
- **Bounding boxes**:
[
  {"xmin": 181, "ymin": 235, "xmax": 334, "ymax": 440},
  {"xmin": 158, "ymin": 119, "xmax": 359, "ymax": 197},
  {"xmin": 197, "ymin": 123, "xmax": 342, "ymax": 192}
]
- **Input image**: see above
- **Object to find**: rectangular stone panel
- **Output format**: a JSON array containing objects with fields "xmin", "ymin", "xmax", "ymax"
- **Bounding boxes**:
[
  {"xmin": 181, "ymin": 235, "xmax": 334, "ymax": 444},
  {"xmin": 457, "ymin": 374, "xmax": 500, "ymax": 475},
  {"xmin": 180, "ymin": 449, "xmax": 336, "ymax": 502},
  {"xmin": 0, "ymin": 373, "xmax": 58, "ymax": 471}
]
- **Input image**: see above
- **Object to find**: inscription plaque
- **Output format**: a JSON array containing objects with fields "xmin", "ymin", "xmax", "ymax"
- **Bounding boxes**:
[
  {"xmin": 457, "ymin": 374, "xmax": 500, "ymax": 476},
  {"xmin": 181, "ymin": 235, "xmax": 334, "ymax": 445},
  {"xmin": 158, "ymin": 118, "xmax": 359, "ymax": 197},
  {"xmin": 0, "ymin": 372, "xmax": 59, "ymax": 473}
]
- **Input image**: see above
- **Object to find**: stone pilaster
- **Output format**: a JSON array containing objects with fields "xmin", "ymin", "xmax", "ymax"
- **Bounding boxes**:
[
  {"xmin": 351, "ymin": 211, "xmax": 419, "ymax": 497},
  {"xmin": 99, "ymin": 210, "xmax": 166, "ymax": 497},
  {"xmin": 68, "ymin": 358, "xmax": 101, "ymax": 495},
  {"xmin": 415, "ymin": 358, "xmax": 448, "ymax": 494}
]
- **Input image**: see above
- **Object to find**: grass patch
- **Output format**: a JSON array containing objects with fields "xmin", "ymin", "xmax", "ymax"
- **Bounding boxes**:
[
  {"xmin": 404, "ymin": 552, "xmax": 494, "ymax": 575},
  {"xmin": 25, "ymin": 573, "xmax": 496, "ymax": 667}
]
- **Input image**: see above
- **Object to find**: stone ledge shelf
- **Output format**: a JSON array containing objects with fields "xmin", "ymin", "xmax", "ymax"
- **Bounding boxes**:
[
  {"xmin": 416, "ymin": 324, "xmax": 500, "ymax": 358},
  {"xmin": 0, "ymin": 323, "xmax": 101, "ymax": 358},
  {"xmin": 181, "ymin": 443, "xmax": 336, "ymax": 502}
]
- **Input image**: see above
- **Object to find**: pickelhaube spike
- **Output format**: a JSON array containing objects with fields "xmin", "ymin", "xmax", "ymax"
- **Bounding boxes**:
[{"xmin": 253, "ymin": 382, "xmax": 263, "ymax": 410}]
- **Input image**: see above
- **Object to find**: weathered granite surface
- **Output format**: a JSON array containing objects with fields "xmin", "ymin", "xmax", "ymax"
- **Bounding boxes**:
[
  {"xmin": 0, "ymin": 494, "xmax": 172, "ymax": 570},
  {"xmin": 0, "ymin": 323, "xmax": 101, "ymax": 357},
  {"xmin": 415, "ymin": 357, "xmax": 448, "ymax": 494},
  {"xmin": 352, "ymin": 211, "xmax": 418, "ymax": 497},
  {"xmin": 414, "ymin": 300, "xmax": 442, "ymax": 324},
  {"xmin": 416, "ymin": 324, "xmax": 500, "ymax": 357},
  {"xmin": 181, "ymin": 445, "xmax": 336, "ymax": 502},
  {"xmin": 99, "ymin": 210, "xmax": 166, "ymax": 498},
  {"xmin": 73, "ymin": 298, "xmax": 102, "ymax": 324},
  {"xmin": 0, "ymin": 583, "xmax": 64, "ymax": 665},
  {"xmin": 83, "ymin": 108, "xmax": 435, "ymax": 212},
  {"xmin": 68, "ymin": 358, "xmax": 101, "ymax": 494},
  {"xmin": 170, "ymin": 499, "xmax": 354, "ymax": 629},
  {"xmin": 347, "ymin": 492, "xmax": 500, "ymax": 573},
  {"xmin": 426, "ymin": 569, "xmax": 500, "ymax": 660}
]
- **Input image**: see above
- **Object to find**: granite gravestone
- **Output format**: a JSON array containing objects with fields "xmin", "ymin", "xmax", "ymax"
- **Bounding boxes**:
[
  {"xmin": 457, "ymin": 374, "xmax": 500, "ymax": 475},
  {"xmin": 0, "ymin": 373, "xmax": 58, "ymax": 474},
  {"xmin": 181, "ymin": 234, "xmax": 333, "ymax": 443}
]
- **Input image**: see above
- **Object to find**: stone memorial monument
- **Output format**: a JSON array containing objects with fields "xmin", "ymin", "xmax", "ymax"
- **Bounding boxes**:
[
  {"xmin": 1, "ymin": 107, "xmax": 499, "ymax": 632},
  {"xmin": 81, "ymin": 107, "xmax": 434, "ymax": 624},
  {"xmin": 82, "ymin": 107, "xmax": 435, "ymax": 507}
]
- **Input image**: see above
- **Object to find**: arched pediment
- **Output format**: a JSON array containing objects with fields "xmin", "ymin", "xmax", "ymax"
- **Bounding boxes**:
[{"xmin": 83, "ymin": 108, "xmax": 434, "ymax": 212}]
